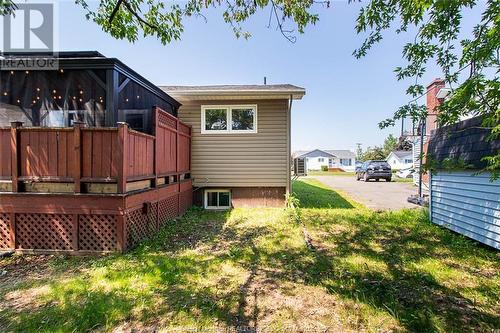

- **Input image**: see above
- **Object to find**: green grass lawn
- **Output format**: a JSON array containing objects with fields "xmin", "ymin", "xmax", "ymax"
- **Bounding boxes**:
[{"xmin": 0, "ymin": 180, "xmax": 498, "ymax": 332}]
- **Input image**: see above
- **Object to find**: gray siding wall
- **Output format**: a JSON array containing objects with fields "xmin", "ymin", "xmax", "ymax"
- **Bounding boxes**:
[
  {"xmin": 177, "ymin": 99, "xmax": 289, "ymax": 188},
  {"xmin": 430, "ymin": 171, "xmax": 500, "ymax": 249}
]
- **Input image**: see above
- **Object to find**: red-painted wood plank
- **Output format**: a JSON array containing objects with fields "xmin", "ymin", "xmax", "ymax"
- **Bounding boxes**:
[
  {"xmin": 82, "ymin": 131, "xmax": 93, "ymax": 178},
  {"xmin": 101, "ymin": 131, "xmax": 112, "ymax": 178},
  {"xmin": 39, "ymin": 131, "xmax": 48, "ymax": 176},
  {"xmin": 110, "ymin": 132, "xmax": 118, "ymax": 178},
  {"xmin": 48, "ymin": 131, "xmax": 58, "ymax": 176},
  {"xmin": 92, "ymin": 131, "xmax": 103, "ymax": 178},
  {"xmin": 59, "ymin": 131, "xmax": 68, "ymax": 177}
]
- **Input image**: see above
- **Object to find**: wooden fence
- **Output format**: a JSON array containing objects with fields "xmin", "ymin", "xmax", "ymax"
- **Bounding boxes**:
[
  {"xmin": 0, "ymin": 107, "xmax": 191, "ymax": 194},
  {"xmin": 0, "ymin": 107, "xmax": 193, "ymax": 254}
]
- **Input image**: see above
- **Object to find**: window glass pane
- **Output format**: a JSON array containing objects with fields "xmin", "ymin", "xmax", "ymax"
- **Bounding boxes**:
[
  {"xmin": 231, "ymin": 108, "xmax": 254, "ymax": 131},
  {"xmin": 207, "ymin": 192, "xmax": 218, "ymax": 207},
  {"xmin": 125, "ymin": 113, "xmax": 144, "ymax": 132},
  {"xmin": 43, "ymin": 110, "xmax": 64, "ymax": 127},
  {"xmin": 219, "ymin": 192, "xmax": 230, "ymax": 207},
  {"xmin": 205, "ymin": 109, "xmax": 227, "ymax": 131}
]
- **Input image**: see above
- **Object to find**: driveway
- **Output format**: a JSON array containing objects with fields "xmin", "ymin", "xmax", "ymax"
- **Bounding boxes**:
[{"xmin": 310, "ymin": 175, "xmax": 417, "ymax": 210}]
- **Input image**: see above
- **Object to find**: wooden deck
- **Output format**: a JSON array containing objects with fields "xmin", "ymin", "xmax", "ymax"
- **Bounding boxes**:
[{"xmin": 0, "ymin": 107, "xmax": 193, "ymax": 254}]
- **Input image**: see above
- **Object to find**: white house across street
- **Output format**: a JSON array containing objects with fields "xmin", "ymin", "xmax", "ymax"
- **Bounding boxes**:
[
  {"xmin": 293, "ymin": 149, "xmax": 356, "ymax": 172},
  {"xmin": 386, "ymin": 150, "xmax": 413, "ymax": 170}
]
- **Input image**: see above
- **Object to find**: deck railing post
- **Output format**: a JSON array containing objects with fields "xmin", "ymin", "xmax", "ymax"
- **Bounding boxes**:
[
  {"xmin": 153, "ymin": 107, "xmax": 158, "ymax": 188},
  {"xmin": 176, "ymin": 119, "xmax": 180, "ymax": 174},
  {"xmin": 10, "ymin": 121, "xmax": 23, "ymax": 192},
  {"xmin": 118, "ymin": 122, "xmax": 129, "ymax": 194},
  {"xmin": 73, "ymin": 122, "xmax": 84, "ymax": 193},
  {"xmin": 176, "ymin": 119, "xmax": 180, "ymax": 214}
]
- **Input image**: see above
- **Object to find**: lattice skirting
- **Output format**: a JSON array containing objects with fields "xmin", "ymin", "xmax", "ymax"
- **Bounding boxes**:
[
  {"xmin": 0, "ymin": 213, "xmax": 11, "ymax": 249},
  {"xmin": 125, "ymin": 185, "xmax": 192, "ymax": 249},
  {"xmin": 0, "ymin": 181, "xmax": 193, "ymax": 253}
]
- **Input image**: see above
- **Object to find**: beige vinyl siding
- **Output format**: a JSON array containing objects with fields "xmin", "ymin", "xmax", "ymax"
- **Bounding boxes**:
[{"xmin": 178, "ymin": 99, "xmax": 289, "ymax": 187}]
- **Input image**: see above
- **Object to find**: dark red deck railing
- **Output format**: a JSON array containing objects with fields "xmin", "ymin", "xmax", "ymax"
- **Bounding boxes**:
[{"xmin": 0, "ymin": 107, "xmax": 191, "ymax": 194}]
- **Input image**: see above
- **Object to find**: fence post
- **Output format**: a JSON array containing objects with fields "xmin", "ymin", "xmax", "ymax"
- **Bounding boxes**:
[
  {"xmin": 10, "ymin": 121, "xmax": 22, "ymax": 193},
  {"xmin": 117, "ymin": 122, "xmax": 129, "ymax": 194},
  {"xmin": 153, "ymin": 107, "xmax": 158, "ymax": 188},
  {"xmin": 176, "ymin": 119, "xmax": 181, "ymax": 213},
  {"xmin": 176, "ymin": 118, "xmax": 180, "ymax": 175},
  {"xmin": 73, "ymin": 122, "xmax": 84, "ymax": 193}
]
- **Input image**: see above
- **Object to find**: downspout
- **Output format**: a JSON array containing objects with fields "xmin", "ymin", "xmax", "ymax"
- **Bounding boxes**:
[
  {"xmin": 287, "ymin": 94, "xmax": 293, "ymax": 196},
  {"xmin": 418, "ymin": 120, "xmax": 425, "ymax": 198}
]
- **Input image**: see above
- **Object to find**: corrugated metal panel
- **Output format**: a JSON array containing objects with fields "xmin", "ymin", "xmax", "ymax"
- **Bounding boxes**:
[
  {"xmin": 430, "ymin": 171, "xmax": 500, "ymax": 249},
  {"xmin": 178, "ymin": 99, "xmax": 289, "ymax": 187}
]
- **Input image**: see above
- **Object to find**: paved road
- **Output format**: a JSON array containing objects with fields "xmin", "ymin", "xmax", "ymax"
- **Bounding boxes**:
[{"xmin": 310, "ymin": 175, "xmax": 418, "ymax": 210}]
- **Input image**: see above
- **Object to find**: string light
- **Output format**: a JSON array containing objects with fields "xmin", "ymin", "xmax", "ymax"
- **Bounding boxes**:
[
  {"xmin": 3, "ymin": 92, "xmax": 7, "ymax": 96},
  {"xmin": 58, "ymin": 96, "xmax": 62, "ymax": 100},
  {"xmin": 79, "ymin": 98, "xmax": 83, "ymax": 102},
  {"xmin": 79, "ymin": 90, "xmax": 83, "ymax": 95},
  {"xmin": 10, "ymin": 71, "xmax": 14, "ymax": 75},
  {"xmin": 59, "ymin": 69, "xmax": 64, "ymax": 73},
  {"xmin": 36, "ymin": 96, "xmax": 40, "ymax": 100},
  {"xmin": 136, "ymin": 95, "xmax": 140, "ymax": 99},
  {"xmin": 16, "ymin": 99, "xmax": 20, "ymax": 104},
  {"xmin": 36, "ymin": 88, "xmax": 40, "ymax": 92},
  {"xmin": 125, "ymin": 98, "xmax": 129, "ymax": 102},
  {"xmin": 52, "ymin": 89, "xmax": 56, "ymax": 94},
  {"xmin": 25, "ymin": 71, "xmax": 29, "ymax": 74}
]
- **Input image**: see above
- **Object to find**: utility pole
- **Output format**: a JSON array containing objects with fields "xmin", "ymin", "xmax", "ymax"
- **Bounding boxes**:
[{"xmin": 356, "ymin": 143, "xmax": 363, "ymax": 161}]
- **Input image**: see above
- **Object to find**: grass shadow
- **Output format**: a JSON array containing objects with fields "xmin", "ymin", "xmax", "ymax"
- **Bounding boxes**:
[
  {"xmin": 302, "ymin": 208, "xmax": 500, "ymax": 332},
  {"xmin": 0, "ymin": 189, "xmax": 498, "ymax": 333}
]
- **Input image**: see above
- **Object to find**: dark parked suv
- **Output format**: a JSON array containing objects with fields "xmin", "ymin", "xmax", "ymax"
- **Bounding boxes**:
[{"xmin": 356, "ymin": 160, "xmax": 392, "ymax": 182}]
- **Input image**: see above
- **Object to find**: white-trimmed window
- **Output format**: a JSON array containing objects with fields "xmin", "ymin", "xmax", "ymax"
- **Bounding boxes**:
[
  {"xmin": 205, "ymin": 190, "xmax": 231, "ymax": 209},
  {"xmin": 340, "ymin": 158, "xmax": 352, "ymax": 166},
  {"xmin": 202, "ymin": 105, "xmax": 257, "ymax": 134}
]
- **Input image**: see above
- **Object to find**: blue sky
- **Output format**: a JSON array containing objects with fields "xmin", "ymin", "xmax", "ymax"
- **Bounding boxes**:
[{"xmin": 43, "ymin": 1, "xmax": 484, "ymax": 151}]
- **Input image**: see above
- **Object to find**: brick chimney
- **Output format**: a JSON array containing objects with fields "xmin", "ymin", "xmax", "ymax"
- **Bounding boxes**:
[
  {"xmin": 420, "ymin": 78, "xmax": 445, "ymax": 189},
  {"xmin": 425, "ymin": 78, "xmax": 445, "ymax": 136}
]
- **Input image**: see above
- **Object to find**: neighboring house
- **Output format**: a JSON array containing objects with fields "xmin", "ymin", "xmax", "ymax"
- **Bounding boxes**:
[
  {"xmin": 427, "ymin": 116, "xmax": 500, "ymax": 250},
  {"xmin": 293, "ymin": 149, "xmax": 356, "ymax": 172},
  {"xmin": 293, "ymin": 149, "xmax": 335, "ymax": 171},
  {"xmin": 386, "ymin": 150, "xmax": 413, "ymax": 169},
  {"xmin": 161, "ymin": 84, "xmax": 306, "ymax": 209}
]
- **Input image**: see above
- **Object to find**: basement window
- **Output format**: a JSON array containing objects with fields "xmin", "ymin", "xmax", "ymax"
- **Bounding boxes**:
[
  {"xmin": 205, "ymin": 190, "xmax": 231, "ymax": 210},
  {"xmin": 202, "ymin": 105, "xmax": 257, "ymax": 134}
]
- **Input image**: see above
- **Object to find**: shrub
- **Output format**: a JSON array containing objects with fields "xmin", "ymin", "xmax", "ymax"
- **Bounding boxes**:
[{"xmin": 321, "ymin": 165, "xmax": 329, "ymax": 171}]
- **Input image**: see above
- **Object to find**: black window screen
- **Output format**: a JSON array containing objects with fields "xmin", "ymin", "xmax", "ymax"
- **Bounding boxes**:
[{"xmin": 0, "ymin": 69, "xmax": 106, "ymax": 127}]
